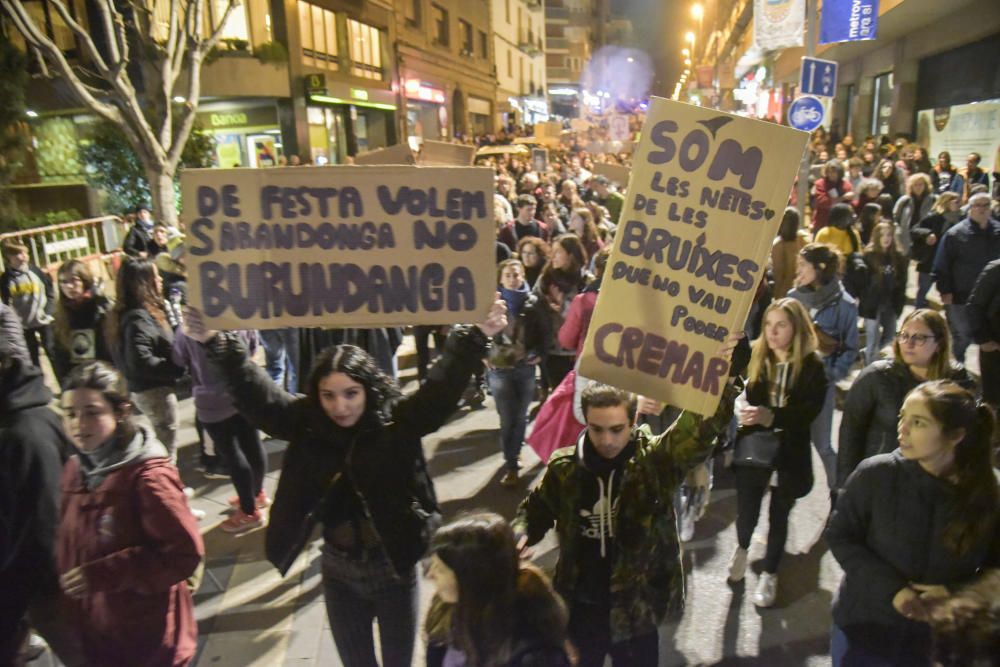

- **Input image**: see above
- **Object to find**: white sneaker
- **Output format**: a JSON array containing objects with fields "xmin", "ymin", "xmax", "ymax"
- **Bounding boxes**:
[
  {"xmin": 190, "ymin": 507, "xmax": 207, "ymax": 521},
  {"xmin": 727, "ymin": 547, "xmax": 748, "ymax": 582},
  {"xmin": 752, "ymin": 572, "xmax": 778, "ymax": 607}
]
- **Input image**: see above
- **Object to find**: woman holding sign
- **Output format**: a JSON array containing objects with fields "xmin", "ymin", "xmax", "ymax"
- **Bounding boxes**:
[
  {"xmin": 182, "ymin": 299, "xmax": 507, "ymax": 667},
  {"xmin": 728, "ymin": 298, "xmax": 828, "ymax": 608}
]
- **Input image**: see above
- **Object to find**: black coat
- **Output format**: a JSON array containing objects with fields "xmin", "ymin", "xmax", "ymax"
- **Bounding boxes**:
[
  {"xmin": 967, "ymin": 258, "xmax": 1000, "ymax": 344},
  {"xmin": 122, "ymin": 223, "xmax": 155, "ymax": 257},
  {"xmin": 118, "ymin": 309, "xmax": 184, "ymax": 392},
  {"xmin": 208, "ymin": 326, "xmax": 488, "ymax": 577},
  {"xmin": 51, "ymin": 294, "xmax": 113, "ymax": 385},
  {"xmin": 0, "ymin": 358, "xmax": 72, "ymax": 634},
  {"xmin": 910, "ymin": 212, "xmax": 954, "ymax": 273},
  {"xmin": 836, "ymin": 360, "xmax": 975, "ymax": 488},
  {"xmin": 858, "ymin": 251, "xmax": 908, "ymax": 319},
  {"xmin": 738, "ymin": 353, "xmax": 828, "ymax": 499},
  {"xmin": 827, "ymin": 452, "xmax": 999, "ymax": 662}
]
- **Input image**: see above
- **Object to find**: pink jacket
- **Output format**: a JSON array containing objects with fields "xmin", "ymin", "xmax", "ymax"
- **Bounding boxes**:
[
  {"xmin": 558, "ymin": 290, "xmax": 599, "ymax": 356},
  {"xmin": 57, "ymin": 453, "xmax": 203, "ymax": 666}
]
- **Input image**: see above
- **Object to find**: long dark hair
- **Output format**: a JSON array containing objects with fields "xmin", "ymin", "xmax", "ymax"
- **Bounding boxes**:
[
  {"xmin": 106, "ymin": 257, "xmax": 167, "ymax": 343},
  {"xmin": 432, "ymin": 512, "xmax": 569, "ymax": 666},
  {"xmin": 54, "ymin": 259, "xmax": 97, "ymax": 348},
  {"xmin": 306, "ymin": 344, "xmax": 401, "ymax": 425},
  {"xmin": 537, "ymin": 233, "xmax": 588, "ymax": 295},
  {"xmin": 62, "ymin": 361, "xmax": 137, "ymax": 447},
  {"xmin": 909, "ymin": 380, "xmax": 998, "ymax": 555},
  {"xmin": 777, "ymin": 207, "xmax": 801, "ymax": 242}
]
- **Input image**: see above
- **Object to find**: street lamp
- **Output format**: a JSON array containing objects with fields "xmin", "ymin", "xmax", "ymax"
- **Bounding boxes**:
[{"xmin": 692, "ymin": 4, "xmax": 703, "ymax": 21}]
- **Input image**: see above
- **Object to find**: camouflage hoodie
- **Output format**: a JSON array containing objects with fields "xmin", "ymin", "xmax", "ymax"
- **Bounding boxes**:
[{"xmin": 513, "ymin": 381, "xmax": 739, "ymax": 642}]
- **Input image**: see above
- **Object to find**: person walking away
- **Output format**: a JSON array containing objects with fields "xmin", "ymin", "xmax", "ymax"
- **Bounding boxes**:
[
  {"xmin": 57, "ymin": 362, "xmax": 203, "ymax": 666},
  {"xmin": 1, "ymin": 239, "xmax": 55, "ymax": 369},
  {"xmin": 770, "ymin": 208, "xmax": 811, "ymax": 299},
  {"xmin": 932, "ymin": 193, "xmax": 1000, "ymax": 365},
  {"xmin": 910, "ymin": 192, "xmax": 961, "ymax": 309},
  {"xmin": 172, "ymin": 326, "xmax": 269, "ymax": 532},
  {"xmin": 424, "ymin": 513, "xmax": 572, "ymax": 667},
  {"xmin": 50, "ymin": 260, "xmax": 113, "ymax": 388},
  {"xmin": 182, "ymin": 299, "xmax": 507, "ymax": 667},
  {"xmin": 513, "ymin": 332, "xmax": 744, "ymax": 667},
  {"xmin": 966, "ymin": 258, "xmax": 1000, "ymax": 409},
  {"xmin": 814, "ymin": 203, "xmax": 863, "ymax": 258},
  {"xmin": 728, "ymin": 299, "xmax": 828, "ymax": 607},
  {"xmin": 827, "ymin": 381, "xmax": 998, "ymax": 666},
  {"xmin": 488, "ymin": 259, "xmax": 546, "ymax": 487},
  {"xmin": 860, "ymin": 222, "xmax": 909, "ymax": 365},
  {"xmin": 105, "ymin": 258, "xmax": 184, "ymax": 462},
  {"xmin": 837, "ymin": 309, "xmax": 975, "ymax": 488},
  {"xmin": 788, "ymin": 244, "xmax": 860, "ymax": 490}
]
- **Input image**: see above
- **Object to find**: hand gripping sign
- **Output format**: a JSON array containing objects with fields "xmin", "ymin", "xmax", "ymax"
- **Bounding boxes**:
[
  {"xmin": 180, "ymin": 166, "xmax": 496, "ymax": 330},
  {"xmin": 578, "ymin": 97, "xmax": 809, "ymax": 416}
]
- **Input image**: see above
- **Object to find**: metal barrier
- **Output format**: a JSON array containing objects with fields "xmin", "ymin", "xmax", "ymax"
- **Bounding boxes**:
[{"xmin": 0, "ymin": 215, "xmax": 128, "ymax": 272}]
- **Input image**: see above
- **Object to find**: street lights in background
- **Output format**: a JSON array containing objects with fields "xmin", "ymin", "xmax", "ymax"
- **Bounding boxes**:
[{"xmin": 691, "ymin": 4, "xmax": 703, "ymax": 60}]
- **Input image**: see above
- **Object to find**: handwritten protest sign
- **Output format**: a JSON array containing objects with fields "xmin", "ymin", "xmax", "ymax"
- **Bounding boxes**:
[
  {"xmin": 578, "ymin": 97, "xmax": 809, "ymax": 416},
  {"xmin": 531, "ymin": 148, "xmax": 549, "ymax": 173},
  {"xmin": 593, "ymin": 162, "xmax": 630, "ymax": 189},
  {"xmin": 180, "ymin": 166, "xmax": 496, "ymax": 330}
]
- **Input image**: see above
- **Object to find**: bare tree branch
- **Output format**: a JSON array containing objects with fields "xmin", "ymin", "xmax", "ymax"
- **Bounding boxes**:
[
  {"xmin": 40, "ymin": 0, "xmax": 112, "ymax": 78},
  {"xmin": 202, "ymin": 0, "xmax": 239, "ymax": 53}
]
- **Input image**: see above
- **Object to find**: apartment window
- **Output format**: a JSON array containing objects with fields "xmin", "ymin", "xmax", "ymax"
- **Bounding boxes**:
[
  {"xmin": 431, "ymin": 4, "xmax": 448, "ymax": 46},
  {"xmin": 212, "ymin": 0, "xmax": 249, "ymax": 41},
  {"xmin": 459, "ymin": 19, "xmax": 473, "ymax": 54},
  {"xmin": 347, "ymin": 18, "xmax": 384, "ymax": 80},
  {"xmin": 404, "ymin": 0, "xmax": 421, "ymax": 27},
  {"xmin": 478, "ymin": 30, "xmax": 488, "ymax": 59},
  {"xmin": 298, "ymin": 0, "xmax": 338, "ymax": 70}
]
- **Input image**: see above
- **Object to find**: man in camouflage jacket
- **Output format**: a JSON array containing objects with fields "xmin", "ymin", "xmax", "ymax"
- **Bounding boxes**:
[{"xmin": 513, "ymin": 379, "xmax": 739, "ymax": 666}]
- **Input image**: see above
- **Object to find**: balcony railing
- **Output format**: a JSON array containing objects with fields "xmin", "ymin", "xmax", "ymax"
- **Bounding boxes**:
[{"xmin": 0, "ymin": 216, "xmax": 127, "ymax": 272}]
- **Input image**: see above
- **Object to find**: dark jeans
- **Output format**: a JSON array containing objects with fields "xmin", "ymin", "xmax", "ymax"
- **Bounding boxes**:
[
  {"xmin": 569, "ymin": 601, "xmax": 659, "ymax": 667},
  {"xmin": 545, "ymin": 354, "xmax": 575, "ymax": 391},
  {"xmin": 321, "ymin": 545, "xmax": 417, "ymax": 667},
  {"xmin": 734, "ymin": 466, "xmax": 797, "ymax": 573},
  {"xmin": 981, "ymin": 348, "xmax": 1000, "ymax": 407},
  {"xmin": 24, "ymin": 325, "xmax": 54, "ymax": 369},
  {"xmin": 944, "ymin": 303, "xmax": 972, "ymax": 364},
  {"xmin": 914, "ymin": 271, "xmax": 934, "ymax": 310},
  {"xmin": 864, "ymin": 304, "xmax": 898, "ymax": 365},
  {"xmin": 203, "ymin": 413, "xmax": 266, "ymax": 514},
  {"xmin": 487, "ymin": 364, "xmax": 537, "ymax": 470},
  {"xmin": 260, "ymin": 328, "xmax": 300, "ymax": 393}
]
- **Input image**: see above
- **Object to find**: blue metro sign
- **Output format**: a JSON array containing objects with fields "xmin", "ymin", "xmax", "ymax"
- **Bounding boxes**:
[{"xmin": 800, "ymin": 57, "xmax": 838, "ymax": 97}]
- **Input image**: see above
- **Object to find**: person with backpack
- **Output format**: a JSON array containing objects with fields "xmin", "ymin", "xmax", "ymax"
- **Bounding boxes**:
[
  {"xmin": 789, "ymin": 244, "xmax": 860, "ymax": 491},
  {"xmin": 815, "ymin": 203, "xmax": 868, "ymax": 300},
  {"xmin": 860, "ymin": 222, "xmax": 910, "ymax": 365}
]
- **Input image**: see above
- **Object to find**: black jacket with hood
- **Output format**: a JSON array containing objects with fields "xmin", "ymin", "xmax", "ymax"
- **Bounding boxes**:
[
  {"xmin": 207, "ymin": 325, "xmax": 489, "ymax": 577},
  {"xmin": 118, "ymin": 308, "xmax": 184, "ymax": 393},
  {"xmin": 0, "ymin": 355, "xmax": 72, "ymax": 634}
]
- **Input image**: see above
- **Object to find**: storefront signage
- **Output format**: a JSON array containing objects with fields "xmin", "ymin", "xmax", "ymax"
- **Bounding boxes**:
[
  {"xmin": 819, "ymin": 0, "xmax": 879, "ymax": 45},
  {"xmin": 209, "ymin": 112, "xmax": 248, "ymax": 128},
  {"xmin": 181, "ymin": 165, "xmax": 495, "ymax": 329},
  {"xmin": 404, "ymin": 79, "xmax": 446, "ymax": 104},
  {"xmin": 577, "ymin": 96, "xmax": 809, "ymax": 416},
  {"xmin": 917, "ymin": 99, "xmax": 1000, "ymax": 172},
  {"xmin": 197, "ymin": 106, "xmax": 279, "ymax": 130},
  {"xmin": 350, "ymin": 88, "xmax": 369, "ymax": 101},
  {"xmin": 753, "ymin": 0, "xmax": 804, "ymax": 51},
  {"xmin": 305, "ymin": 73, "xmax": 327, "ymax": 94}
]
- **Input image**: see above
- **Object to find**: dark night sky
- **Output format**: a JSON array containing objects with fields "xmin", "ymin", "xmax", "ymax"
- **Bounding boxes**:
[{"xmin": 611, "ymin": 0, "xmax": 690, "ymax": 98}]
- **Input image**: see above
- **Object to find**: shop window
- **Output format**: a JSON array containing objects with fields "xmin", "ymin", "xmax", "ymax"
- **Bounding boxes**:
[
  {"xmin": 478, "ymin": 30, "xmax": 488, "ymax": 59},
  {"xmin": 431, "ymin": 4, "xmax": 448, "ymax": 47},
  {"xmin": 298, "ymin": 0, "xmax": 338, "ymax": 70},
  {"xmin": 404, "ymin": 0, "xmax": 421, "ymax": 27},
  {"xmin": 871, "ymin": 72, "xmax": 893, "ymax": 136},
  {"xmin": 347, "ymin": 18, "xmax": 384, "ymax": 80},
  {"xmin": 459, "ymin": 19, "xmax": 473, "ymax": 56}
]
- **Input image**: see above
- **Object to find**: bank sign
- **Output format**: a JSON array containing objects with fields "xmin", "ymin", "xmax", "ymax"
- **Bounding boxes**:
[{"xmin": 819, "ymin": 0, "xmax": 879, "ymax": 45}]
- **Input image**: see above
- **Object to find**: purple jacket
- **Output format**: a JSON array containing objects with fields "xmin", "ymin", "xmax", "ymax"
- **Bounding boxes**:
[{"xmin": 172, "ymin": 328, "xmax": 258, "ymax": 423}]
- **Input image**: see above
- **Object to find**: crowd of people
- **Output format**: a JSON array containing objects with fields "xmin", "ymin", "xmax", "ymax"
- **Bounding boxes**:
[{"xmin": 1, "ymin": 122, "xmax": 998, "ymax": 667}]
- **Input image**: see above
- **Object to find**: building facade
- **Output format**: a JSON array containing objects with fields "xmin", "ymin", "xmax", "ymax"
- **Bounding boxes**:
[
  {"xmin": 544, "ymin": 0, "xmax": 610, "ymax": 118},
  {"xmin": 492, "ymin": 0, "xmax": 548, "ymax": 128}
]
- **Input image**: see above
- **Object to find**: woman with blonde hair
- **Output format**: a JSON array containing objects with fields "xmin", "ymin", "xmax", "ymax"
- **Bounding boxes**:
[
  {"xmin": 911, "ymin": 192, "xmax": 961, "ymax": 309},
  {"xmin": 892, "ymin": 172, "xmax": 936, "ymax": 254},
  {"xmin": 837, "ymin": 309, "xmax": 974, "ymax": 487},
  {"xmin": 728, "ymin": 298, "xmax": 828, "ymax": 608}
]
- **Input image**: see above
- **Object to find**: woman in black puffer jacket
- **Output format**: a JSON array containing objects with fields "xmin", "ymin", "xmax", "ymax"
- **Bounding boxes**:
[
  {"xmin": 184, "ymin": 300, "xmax": 507, "ymax": 667},
  {"xmin": 836, "ymin": 309, "xmax": 975, "ymax": 488}
]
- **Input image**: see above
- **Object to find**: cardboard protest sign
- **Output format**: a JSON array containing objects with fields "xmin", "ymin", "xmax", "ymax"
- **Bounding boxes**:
[
  {"xmin": 578, "ymin": 97, "xmax": 809, "ymax": 416},
  {"xmin": 419, "ymin": 140, "xmax": 476, "ymax": 166},
  {"xmin": 180, "ymin": 166, "xmax": 496, "ymax": 330},
  {"xmin": 593, "ymin": 162, "xmax": 630, "ymax": 189},
  {"xmin": 354, "ymin": 143, "xmax": 416, "ymax": 165}
]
